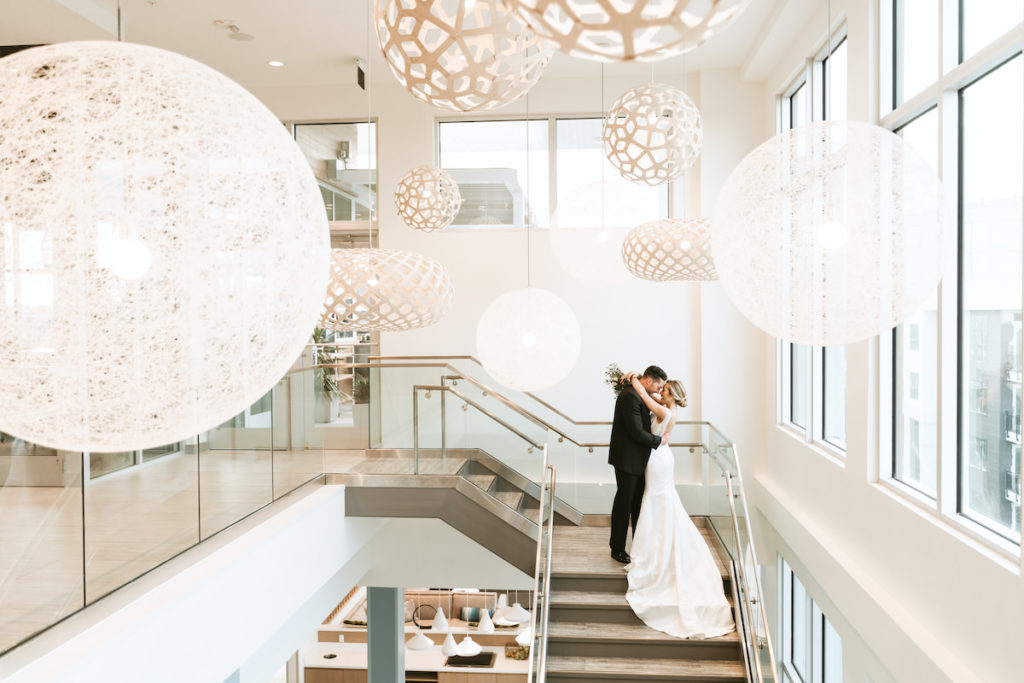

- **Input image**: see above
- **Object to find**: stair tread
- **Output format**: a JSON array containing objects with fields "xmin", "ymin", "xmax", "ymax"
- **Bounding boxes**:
[
  {"xmin": 550, "ymin": 590, "xmax": 733, "ymax": 609},
  {"xmin": 466, "ymin": 474, "xmax": 496, "ymax": 490},
  {"xmin": 546, "ymin": 655, "xmax": 745, "ymax": 679},
  {"xmin": 552, "ymin": 526, "xmax": 729, "ymax": 580},
  {"xmin": 495, "ymin": 490, "xmax": 524, "ymax": 509},
  {"xmin": 548, "ymin": 620, "xmax": 739, "ymax": 644}
]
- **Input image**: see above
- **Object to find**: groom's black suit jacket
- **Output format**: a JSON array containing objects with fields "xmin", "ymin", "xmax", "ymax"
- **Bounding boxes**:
[{"xmin": 608, "ymin": 385, "xmax": 662, "ymax": 475}]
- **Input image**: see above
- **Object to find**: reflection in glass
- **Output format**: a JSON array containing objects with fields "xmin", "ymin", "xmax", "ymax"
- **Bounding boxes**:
[
  {"xmin": 896, "ymin": 0, "xmax": 939, "ymax": 103},
  {"xmin": 824, "ymin": 37, "xmax": 848, "ymax": 120},
  {"xmin": 0, "ymin": 435, "xmax": 83, "ymax": 654},
  {"xmin": 959, "ymin": 56, "xmax": 1023, "ymax": 539},
  {"xmin": 294, "ymin": 122, "xmax": 377, "ymax": 223},
  {"xmin": 439, "ymin": 119, "xmax": 549, "ymax": 228},
  {"xmin": 894, "ymin": 108, "xmax": 939, "ymax": 496},
  {"xmin": 789, "ymin": 82, "xmax": 807, "ymax": 129}
]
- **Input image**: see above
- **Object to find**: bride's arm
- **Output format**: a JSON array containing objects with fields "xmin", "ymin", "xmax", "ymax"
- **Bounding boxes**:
[{"xmin": 629, "ymin": 375, "xmax": 669, "ymax": 422}]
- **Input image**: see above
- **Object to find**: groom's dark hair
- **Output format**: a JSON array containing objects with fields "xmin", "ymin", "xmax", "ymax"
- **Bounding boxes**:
[{"xmin": 642, "ymin": 365, "xmax": 668, "ymax": 381}]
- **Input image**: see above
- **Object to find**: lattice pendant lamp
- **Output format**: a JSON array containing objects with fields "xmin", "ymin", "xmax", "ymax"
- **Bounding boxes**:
[
  {"xmin": 505, "ymin": 0, "xmax": 753, "ymax": 62},
  {"xmin": 622, "ymin": 218, "xmax": 717, "ymax": 282},
  {"xmin": 395, "ymin": 165, "xmax": 462, "ymax": 232},
  {"xmin": 603, "ymin": 83, "xmax": 703, "ymax": 186},
  {"xmin": 375, "ymin": 0, "xmax": 553, "ymax": 112},
  {"xmin": 0, "ymin": 40, "xmax": 329, "ymax": 453},
  {"xmin": 712, "ymin": 120, "xmax": 951, "ymax": 346}
]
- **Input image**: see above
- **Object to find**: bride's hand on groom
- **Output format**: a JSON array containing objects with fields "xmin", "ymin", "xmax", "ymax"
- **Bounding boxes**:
[{"xmin": 661, "ymin": 433, "xmax": 670, "ymax": 445}]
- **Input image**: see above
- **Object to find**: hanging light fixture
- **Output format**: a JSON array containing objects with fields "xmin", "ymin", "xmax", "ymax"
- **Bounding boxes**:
[
  {"xmin": 0, "ymin": 40, "xmax": 329, "ymax": 453},
  {"xmin": 441, "ymin": 633, "xmax": 459, "ymax": 656},
  {"xmin": 375, "ymin": 0, "xmax": 553, "ymax": 112},
  {"xmin": 394, "ymin": 165, "xmax": 463, "ymax": 232},
  {"xmin": 477, "ymin": 93, "xmax": 581, "ymax": 391},
  {"xmin": 505, "ymin": 0, "xmax": 753, "ymax": 62},
  {"xmin": 515, "ymin": 627, "xmax": 533, "ymax": 647},
  {"xmin": 602, "ymin": 83, "xmax": 703, "ymax": 186},
  {"xmin": 504, "ymin": 601, "xmax": 531, "ymax": 624},
  {"xmin": 622, "ymin": 218, "xmax": 717, "ymax": 282},
  {"xmin": 477, "ymin": 605, "xmax": 495, "ymax": 634},
  {"xmin": 430, "ymin": 604, "xmax": 449, "ymax": 633},
  {"xmin": 456, "ymin": 635, "xmax": 482, "ymax": 657},
  {"xmin": 406, "ymin": 632, "xmax": 434, "ymax": 650},
  {"xmin": 320, "ymin": 249, "xmax": 453, "ymax": 331},
  {"xmin": 712, "ymin": 120, "xmax": 950, "ymax": 346}
]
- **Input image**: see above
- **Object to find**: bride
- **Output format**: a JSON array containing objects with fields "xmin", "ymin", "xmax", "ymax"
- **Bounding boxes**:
[{"xmin": 621, "ymin": 372, "xmax": 735, "ymax": 640}]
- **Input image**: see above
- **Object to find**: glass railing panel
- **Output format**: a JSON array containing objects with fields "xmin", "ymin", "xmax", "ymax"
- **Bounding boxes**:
[
  {"xmin": 199, "ymin": 393, "xmax": 274, "ymax": 540},
  {"xmin": 0, "ymin": 435, "xmax": 84, "ymax": 655},
  {"xmin": 84, "ymin": 436, "xmax": 200, "ymax": 603},
  {"xmin": 270, "ymin": 376, "xmax": 323, "ymax": 499}
]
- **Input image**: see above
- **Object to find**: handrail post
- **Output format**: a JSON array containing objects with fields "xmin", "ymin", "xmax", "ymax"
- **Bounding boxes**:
[
  {"xmin": 724, "ymin": 472, "xmax": 763, "ymax": 683},
  {"xmin": 412, "ymin": 388, "xmax": 419, "ymax": 475},
  {"xmin": 540, "ymin": 459, "xmax": 555, "ymax": 678},
  {"xmin": 440, "ymin": 385, "xmax": 447, "ymax": 462}
]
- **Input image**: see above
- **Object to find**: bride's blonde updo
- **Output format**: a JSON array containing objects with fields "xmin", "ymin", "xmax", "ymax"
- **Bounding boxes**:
[{"xmin": 665, "ymin": 380, "xmax": 688, "ymax": 408}]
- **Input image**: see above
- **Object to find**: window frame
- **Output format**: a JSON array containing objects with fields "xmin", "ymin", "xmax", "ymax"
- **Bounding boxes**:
[
  {"xmin": 876, "ymin": 2, "xmax": 1024, "ymax": 553},
  {"xmin": 434, "ymin": 113, "xmax": 672, "ymax": 230},
  {"xmin": 778, "ymin": 556, "xmax": 843, "ymax": 683}
]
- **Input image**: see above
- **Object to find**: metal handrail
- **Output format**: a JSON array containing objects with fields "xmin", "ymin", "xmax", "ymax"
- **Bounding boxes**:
[
  {"xmin": 723, "ymin": 471, "xmax": 764, "ymax": 683},
  {"xmin": 304, "ymin": 361, "xmax": 705, "ymax": 450},
  {"xmin": 527, "ymin": 446, "xmax": 555, "ymax": 683},
  {"xmin": 729, "ymin": 442, "xmax": 779, "ymax": 678}
]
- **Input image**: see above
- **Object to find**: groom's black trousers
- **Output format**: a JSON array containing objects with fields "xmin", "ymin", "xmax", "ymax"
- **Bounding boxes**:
[{"xmin": 610, "ymin": 468, "xmax": 645, "ymax": 554}]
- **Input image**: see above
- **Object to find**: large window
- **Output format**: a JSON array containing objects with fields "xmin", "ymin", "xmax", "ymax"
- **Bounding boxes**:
[
  {"xmin": 778, "ymin": 31, "xmax": 848, "ymax": 453},
  {"xmin": 880, "ymin": 3, "xmax": 1022, "ymax": 545},
  {"xmin": 959, "ymin": 56, "xmax": 1023, "ymax": 538},
  {"xmin": 780, "ymin": 557, "xmax": 843, "ymax": 683},
  {"xmin": 293, "ymin": 122, "xmax": 377, "ymax": 226},
  {"xmin": 438, "ymin": 117, "xmax": 666, "ymax": 229}
]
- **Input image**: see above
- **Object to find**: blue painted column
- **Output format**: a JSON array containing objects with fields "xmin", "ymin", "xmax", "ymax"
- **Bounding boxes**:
[{"xmin": 367, "ymin": 587, "xmax": 404, "ymax": 683}]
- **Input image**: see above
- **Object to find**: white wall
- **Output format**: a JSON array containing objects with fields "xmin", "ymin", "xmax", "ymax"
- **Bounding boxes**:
[{"xmin": 748, "ymin": 2, "xmax": 1024, "ymax": 682}]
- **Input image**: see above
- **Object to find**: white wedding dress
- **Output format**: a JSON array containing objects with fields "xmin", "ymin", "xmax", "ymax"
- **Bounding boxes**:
[{"xmin": 625, "ymin": 407, "xmax": 735, "ymax": 639}]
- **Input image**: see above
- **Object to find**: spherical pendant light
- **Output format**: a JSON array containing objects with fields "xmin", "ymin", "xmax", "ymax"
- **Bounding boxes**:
[
  {"xmin": 603, "ymin": 83, "xmax": 703, "ymax": 186},
  {"xmin": 375, "ymin": 0, "xmax": 554, "ymax": 112},
  {"xmin": 395, "ymin": 165, "xmax": 462, "ymax": 232},
  {"xmin": 476, "ymin": 288, "xmax": 581, "ymax": 392},
  {"xmin": 506, "ymin": 0, "xmax": 753, "ymax": 62},
  {"xmin": 320, "ymin": 248, "xmax": 454, "ymax": 331},
  {"xmin": 0, "ymin": 41, "xmax": 329, "ymax": 453},
  {"xmin": 712, "ymin": 121, "xmax": 951, "ymax": 346},
  {"xmin": 622, "ymin": 218, "xmax": 717, "ymax": 282}
]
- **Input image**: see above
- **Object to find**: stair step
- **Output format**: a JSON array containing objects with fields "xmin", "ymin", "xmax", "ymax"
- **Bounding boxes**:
[
  {"xmin": 546, "ymin": 620, "xmax": 740, "ymax": 661},
  {"xmin": 548, "ymin": 621, "xmax": 739, "ymax": 645},
  {"xmin": 466, "ymin": 474, "xmax": 496, "ymax": 491},
  {"xmin": 495, "ymin": 490, "xmax": 524, "ymax": 510},
  {"xmin": 546, "ymin": 655, "xmax": 746, "ymax": 682},
  {"xmin": 523, "ymin": 508, "xmax": 540, "ymax": 524}
]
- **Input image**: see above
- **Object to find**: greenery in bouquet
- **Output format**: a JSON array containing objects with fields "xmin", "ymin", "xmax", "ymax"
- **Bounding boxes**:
[{"xmin": 604, "ymin": 363, "xmax": 628, "ymax": 397}]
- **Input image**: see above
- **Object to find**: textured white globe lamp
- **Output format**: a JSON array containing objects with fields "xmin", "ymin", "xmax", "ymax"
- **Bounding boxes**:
[
  {"xmin": 549, "ymin": 181, "xmax": 636, "ymax": 285},
  {"xmin": 506, "ymin": 0, "xmax": 753, "ymax": 62},
  {"xmin": 0, "ymin": 41, "xmax": 329, "ymax": 453},
  {"xmin": 476, "ymin": 288, "xmax": 581, "ymax": 392},
  {"xmin": 622, "ymin": 218, "xmax": 717, "ymax": 281},
  {"xmin": 320, "ymin": 249, "xmax": 454, "ymax": 331},
  {"xmin": 712, "ymin": 120, "xmax": 951, "ymax": 346},
  {"xmin": 375, "ymin": 0, "xmax": 553, "ymax": 112},
  {"xmin": 603, "ymin": 83, "xmax": 703, "ymax": 186},
  {"xmin": 395, "ymin": 166, "xmax": 463, "ymax": 232}
]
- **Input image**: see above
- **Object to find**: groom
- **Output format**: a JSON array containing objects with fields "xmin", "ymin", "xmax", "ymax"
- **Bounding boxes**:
[{"xmin": 608, "ymin": 365, "xmax": 669, "ymax": 563}]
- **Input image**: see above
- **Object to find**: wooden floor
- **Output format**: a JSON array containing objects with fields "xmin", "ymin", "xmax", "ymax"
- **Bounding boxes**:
[{"xmin": 0, "ymin": 448, "xmax": 464, "ymax": 653}]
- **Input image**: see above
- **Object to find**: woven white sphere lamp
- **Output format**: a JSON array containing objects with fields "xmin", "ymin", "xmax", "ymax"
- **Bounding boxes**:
[
  {"xmin": 320, "ymin": 249, "xmax": 453, "ymax": 331},
  {"xmin": 622, "ymin": 219, "xmax": 717, "ymax": 281},
  {"xmin": 712, "ymin": 121, "xmax": 951, "ymax": 346},
  {"xmin": 603, "ymin": 83, "xmax": 703, "ymax": 186},
  {"xmin": 0, "ymin": 41, "xmax": 329, "ymax": 453},
  {"xmin": 395, "ymin": 166, "xmax": 462, "ymax": 232},
  {"xmin": 476, "ymin": 288, "xmax": 581, "ymax": 392},
  {"xmin": 375, "ymin": 0, "xmax": 554, "ymax": 112},
  {"xmin": 506, "ymin": 0, "xmax": 753, "ymax": 62}
]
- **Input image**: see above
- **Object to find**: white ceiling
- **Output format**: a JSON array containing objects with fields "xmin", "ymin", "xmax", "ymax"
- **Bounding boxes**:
[{"xmin": 0, "ymin": 0, "xmax": 819, "ymax": 88}]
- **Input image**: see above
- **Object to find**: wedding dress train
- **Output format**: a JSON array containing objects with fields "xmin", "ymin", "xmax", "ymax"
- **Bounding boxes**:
[{"xmin": 625, "ymin": 407, "xmax": 735, "ymax": 639}]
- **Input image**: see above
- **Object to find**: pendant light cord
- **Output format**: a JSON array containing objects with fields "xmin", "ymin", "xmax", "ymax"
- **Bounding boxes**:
[
  {"xmin": 525, "ymin": 91, "xmax": 531, "ymax": 289},
  {"xmin": 366, "ymin": 0, "xmax": 374, "ymax": 249}
]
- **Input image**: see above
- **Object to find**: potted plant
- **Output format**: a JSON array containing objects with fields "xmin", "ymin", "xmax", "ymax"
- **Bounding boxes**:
[{"xmin": 312, "ymin": 327, "xmax": 343, "ymax": 423}]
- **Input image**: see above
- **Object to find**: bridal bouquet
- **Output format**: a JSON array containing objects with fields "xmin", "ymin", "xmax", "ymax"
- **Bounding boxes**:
[{"xmin": 604, "ymin": 363, "xmax": 627, "ymax": 397}]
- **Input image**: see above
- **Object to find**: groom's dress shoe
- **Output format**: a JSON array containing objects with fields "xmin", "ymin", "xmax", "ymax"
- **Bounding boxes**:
[{"xmin": 611, "ymin": 550, "xmax": 631, "ymax": 564}]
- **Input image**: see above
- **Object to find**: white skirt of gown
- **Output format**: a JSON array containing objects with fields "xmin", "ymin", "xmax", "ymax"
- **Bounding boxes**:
[{"xmin": 625, "ymin": 442, "xmax": 735, "ymax": 639}]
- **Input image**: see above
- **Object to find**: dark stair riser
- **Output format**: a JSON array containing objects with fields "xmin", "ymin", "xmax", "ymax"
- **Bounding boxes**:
[
  {"xmin": 550, "ymin": 575, "xmax": 731, "ymax": 595},
  {"xmin": 546, "ymin": 638, "xmax": 742, "ymax": 662},
  {"xmin": 550, "ymin": 604, "xmax": 646, "ymax": 626}
]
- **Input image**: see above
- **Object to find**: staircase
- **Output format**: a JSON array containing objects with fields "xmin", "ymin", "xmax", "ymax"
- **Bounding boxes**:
[{"xmin": 544, "ymin": 523, "xmax": 746, "ymax": 683}]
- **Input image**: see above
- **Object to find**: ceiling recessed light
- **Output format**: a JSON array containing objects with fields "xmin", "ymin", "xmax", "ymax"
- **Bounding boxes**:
[{"xmin": 268, "ymin": 60, "xmax": 285, "ymax": 67}]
